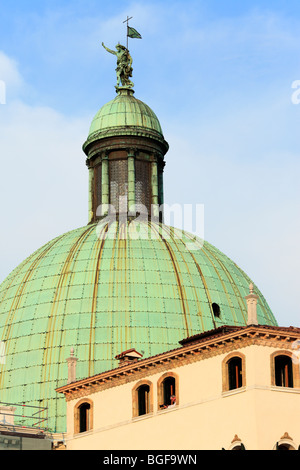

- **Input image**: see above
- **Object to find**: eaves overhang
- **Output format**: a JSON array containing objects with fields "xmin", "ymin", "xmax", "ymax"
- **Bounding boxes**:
[
  {"xmin": 56, "ymin": 324, "xmax": 300, "ymax": 399},
  {"xmin": 82, "ymin": 126, "xmax": 169, "ymax": 156}
]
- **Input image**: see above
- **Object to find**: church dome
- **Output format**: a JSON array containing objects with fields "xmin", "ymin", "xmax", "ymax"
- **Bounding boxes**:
[
  {"xmin": 83, "ymin": 88, "xmax": 168, "ymax": 155},
  {"xmin": 0, "ymin": 41, "xmax": 277, "ymax": 435},
  {"xmin": 0, "ymin": 219, "xmax": 276, "ymax": 432}
]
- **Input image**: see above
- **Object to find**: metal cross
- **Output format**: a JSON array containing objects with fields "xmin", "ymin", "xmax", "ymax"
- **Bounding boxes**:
[{"xmin": 123, "ymin": 16, "xmax": 133, "ymax": 49}]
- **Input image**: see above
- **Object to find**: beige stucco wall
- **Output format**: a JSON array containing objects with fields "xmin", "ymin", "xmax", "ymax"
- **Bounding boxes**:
[{"xmin": 63, "ymin": 343, "xmax": 300, "ymax": 450}]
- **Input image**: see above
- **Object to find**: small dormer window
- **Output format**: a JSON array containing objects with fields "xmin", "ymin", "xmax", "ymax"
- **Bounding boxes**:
[{"xmin": 212, "ymin": 303, "xmax": 221, "ymax": 318}]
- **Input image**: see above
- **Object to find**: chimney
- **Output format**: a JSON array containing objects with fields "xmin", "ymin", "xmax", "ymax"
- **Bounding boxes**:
[
  {"xmin": 245, "ymin": 283, "xmax": 259, "ymax": 326},
  {"xmin": 67, "ymin": 348, "xmax": 78, "ymax": 384},
  {"xmin": 115, "ymin": 348, "xmax": 143, "ymax": 366}
]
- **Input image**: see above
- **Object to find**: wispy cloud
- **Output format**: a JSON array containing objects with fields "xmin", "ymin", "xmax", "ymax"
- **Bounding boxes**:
[
  {"xmin": 0, "ymin": 52, "xmax": 24, "ymax": 98},
  {"xmin": 0, "ymin": 53, "xmax": 89, "ymax": 279}
]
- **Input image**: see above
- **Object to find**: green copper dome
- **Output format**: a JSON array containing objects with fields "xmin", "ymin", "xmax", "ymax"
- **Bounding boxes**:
[
  {"xmin": 0, "ymin": 219, "xmax": 277, "ymax": 432},
  {"xmin": 83, "ymin": 88, "xmax": 168, "ymax": 153}
]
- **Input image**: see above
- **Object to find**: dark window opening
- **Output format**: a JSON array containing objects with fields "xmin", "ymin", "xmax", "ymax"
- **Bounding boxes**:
[
  {"xmin": 162, "ymin": 377, "xmax": 176, "ymax": 408},
  {"xmin": 79, "ymin": 403, "xmax": 91, "ymax": 433},
  {"xmin": 232, "ymin": 444, "xmax": 245, "ymax": 450},
  {"xmin": 137, "ymin": 385, "xmax": 150, "ymax": 416},
  {"xmin": 275, "ymin": 355, "xmax": 293, "ymax": 388},
  {"xmin": 228, "ymin": 357, "xmax": 243, "ymax": 390},
  {"xmin": 212, "ymin": 303, "xmax": 221, "ymax": 318},
  {"xmin": 277, "ymin": 444, "xmax": 292, "ymax": 451}
]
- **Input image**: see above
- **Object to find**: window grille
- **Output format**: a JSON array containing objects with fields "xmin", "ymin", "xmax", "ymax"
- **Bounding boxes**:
[
  {"xmin": 109, "ymin": 160, "xmax": 128, "ymax": 212},
  {"xmin": 94, "ymin": 164, "xmax": 102, "ymax": 211},
  {"xmin": 135, "ymin": 160, "xmax": 151, "ymax": 213}
]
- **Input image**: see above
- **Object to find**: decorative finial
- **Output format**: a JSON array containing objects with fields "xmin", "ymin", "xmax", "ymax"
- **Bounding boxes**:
[
  {"xmin": 245, "ymin": 283, "xmax": 259, "ymax": 326},
  {"xmin": 67, "ymin": 347, "xmax": 78, "ymax": 384}
]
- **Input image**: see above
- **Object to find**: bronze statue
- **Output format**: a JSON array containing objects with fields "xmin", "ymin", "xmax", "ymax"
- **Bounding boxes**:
[{"xmin": 102, "ymin": 42, "xmax": 134, "ymax": 90}]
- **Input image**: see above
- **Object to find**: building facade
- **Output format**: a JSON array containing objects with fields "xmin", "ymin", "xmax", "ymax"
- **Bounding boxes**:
[{"xmin": 57, "ymin": 314, "xmax": 300, "ymax": 450}]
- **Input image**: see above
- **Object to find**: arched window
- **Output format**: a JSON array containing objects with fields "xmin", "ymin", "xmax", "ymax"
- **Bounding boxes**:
[
  {"xmin": 157, "ymin": 373, "xmax": 179, "ymax": 410},
  {"xmin": 222, "ymin": 353, "xmax": 245, "ymax": 393},
  {"xmin": 275, "ymin": 355, "xmax": 293, "ymax": 388},
  {"xmin": 79, "ymin": 402, "xmax": 91, "ymax": 433},
  {"xmin": 228, "ymin": 357, "xmax": 243, "ymax": 390},
  {"xmin": 275, "ymin": 433, "xmax": 297, "ymax": 450},
  {"xmin": 271, "ymin": 351, "xmax": 300, "ymax": 389},
  {"xmin": 228, "ymin": 434, "xmax": 246, "ymax": 450},
  {"xmin": 132, "ymin": 380, "xmax": 153, "ymax": 418},
  {"xmin": 74, "ymin": 399, "xmax": 93, "ymax": 434},
  {"xmin": 163, "ymin": 376, "xmax": 176, "ymax": 406}
]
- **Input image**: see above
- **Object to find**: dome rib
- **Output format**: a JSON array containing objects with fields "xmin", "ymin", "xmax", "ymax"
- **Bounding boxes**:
[
  {"xmin": 202, "ymin": 243, "xmax": 247, "ymax": 325},
  {"xmin": 41, "ymin": 225, "xmax": 96, "ymax": 388},
  {"xmin": 198, "ymin": 244, "xmax": 239, "ymax": 325}
]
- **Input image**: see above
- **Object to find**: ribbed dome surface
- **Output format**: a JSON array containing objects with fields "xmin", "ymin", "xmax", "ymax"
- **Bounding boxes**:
[
  {"xmin": 83, "ymin": 89, "xmax": 166, "ymax": 152},
  {"xmin": 0, "ymin": 220, "xmax": 276, "ymax": 432}
]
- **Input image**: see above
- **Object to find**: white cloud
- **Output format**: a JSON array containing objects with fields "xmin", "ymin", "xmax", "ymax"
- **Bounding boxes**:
[
  {"xmin": 0, "ymin": 52, "xmax": 23, "ymax": 87},
  {"xmin": 0, "ymin": 54, "xmax": 90, "ymax": 282}
]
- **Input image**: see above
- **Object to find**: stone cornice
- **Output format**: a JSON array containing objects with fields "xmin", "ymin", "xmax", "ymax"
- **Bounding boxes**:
[
  {"xmin": 56, "ymin": 324, "xmax": 300, "ymax": 401},
  {"xmin": 83, "ymin": 127, "xmax": 169, "ymax": 157}
]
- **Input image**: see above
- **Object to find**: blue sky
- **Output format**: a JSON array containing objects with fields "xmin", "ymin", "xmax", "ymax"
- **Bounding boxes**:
[{"xmin": 0, "ymin": 0, "xmax": 299, "ymax": 328}]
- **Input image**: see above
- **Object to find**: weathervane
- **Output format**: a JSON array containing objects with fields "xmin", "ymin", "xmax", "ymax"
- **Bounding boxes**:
[
  {"xmin": 102, "ymin": 17, "xmax": 142, "ymax": 92},
  {"xmin": 123, "ymin": 16, "xmax": 142, "ymax": 49}
]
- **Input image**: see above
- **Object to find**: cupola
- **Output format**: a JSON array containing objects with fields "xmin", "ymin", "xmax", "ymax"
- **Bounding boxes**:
[{"xmin": 83, "ymin": 86, "xmax": 169, "ymax": 224}]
